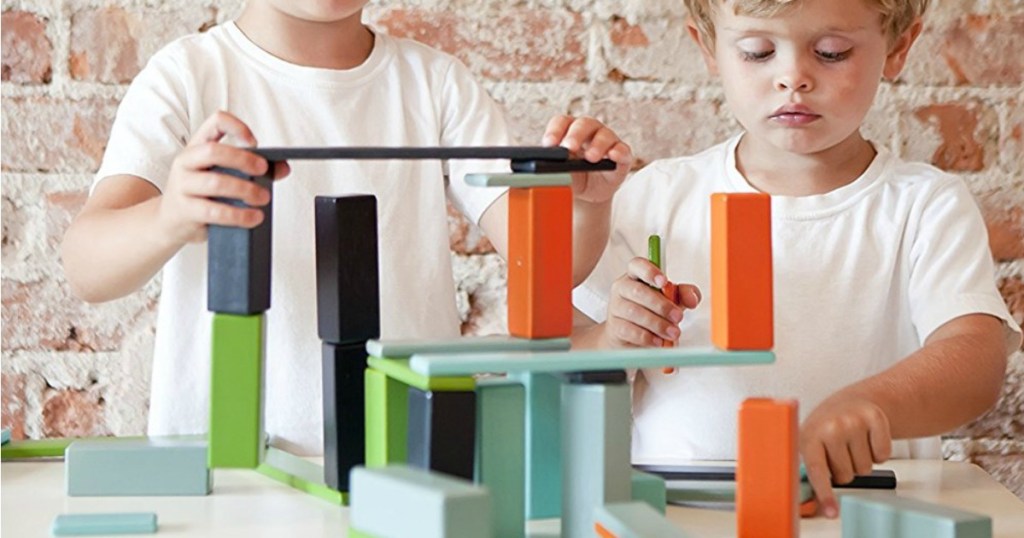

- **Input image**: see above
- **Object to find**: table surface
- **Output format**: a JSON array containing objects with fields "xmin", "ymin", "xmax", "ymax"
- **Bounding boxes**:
[{"xmin": 2, "ymin": 459, "xmax": 1022, "ymax": 537}]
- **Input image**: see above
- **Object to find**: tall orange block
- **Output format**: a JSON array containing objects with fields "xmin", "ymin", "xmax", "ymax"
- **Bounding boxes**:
[
  {"xmin": 508, "ymin": 186, "xmax": 573, "ymax": 339},
  {"xmin": 710, "ymin": 193, "xmax": 773, "ymax": 350},
  {"xmin": 737, "ymin": 398, "xmax": 799, "ymax": 538}
]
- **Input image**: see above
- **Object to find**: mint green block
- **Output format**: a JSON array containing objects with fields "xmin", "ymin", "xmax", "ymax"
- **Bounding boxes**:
[
  {"xmin": 365, "ymin": 367, "xmax": 408, "ymax": 467},
  {"xmin": 411, "ymin": 348, "xmax": 775, "ymax": 377},
  {"xmin": 1, "ymin": 428, "xmax": 10, "ymax": 445},
  {"xmin": 841, "ymin": 493, "xmax": 992, "ymax": 538},
  {"xmin": 631, "ymin": 470, "xmax": 666, "ymax": 514},
  {"xmin": 367, "ymin": 336, "xmax": 570, "ymax": 359},
  {"xmin": 465, "ymin": 173, "xmax": 572, "ymax": 188},
  {"xmin": 594, "ymin": 502, "xmax": 690, "ymax": 538},
  {"xmin": 511, "ymin": 372, "xmax": 562, "ymax": 519},
  {"xmin": 52, "ymin": 513, "xmax": 157, "ymax": 536},
  {"xmin": 367, "ymin": 357, "xmax": 474, "ymax": 392},
  {"xmin": 475, "ymin": 379, "xmax": 525, "ymax": 538},
  {"xmin": 350, "ymin": 465, "xmax": 493, "ymax": 538},
  {"xmin": 66, "ymin": 438, "xmax": 210, "ymax": 496},
  {"xmin": 210, "ymin": 313, "xmax": 264, "ymax": 468},
  {"xmin": 666, "ymin": 479, "xmax": 813, "ymax": 504}
]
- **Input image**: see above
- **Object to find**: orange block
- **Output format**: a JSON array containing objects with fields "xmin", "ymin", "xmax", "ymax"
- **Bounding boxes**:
[
  {"xmin": 710, "ymin": 193, "xmax": 773, "ymax": 350},
  {"xmin": 661, "ymin": 282, "xmax": 677, "ymax": 349},
  {"xmin": 594, "ymin": 522, "xmax": 617, "ymax": 538},
  {"xmin": 508, "ymin": 186, "xmax": 573, "ymax": 339},
  {"xmin": 737, "ymin": 398, "xmax": 799, "ymax": 538}
]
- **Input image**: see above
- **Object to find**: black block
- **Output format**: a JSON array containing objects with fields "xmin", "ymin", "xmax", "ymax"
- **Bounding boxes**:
[
  {"xmin": 510, "ymin": 158, "xmax": 616, "ymax": 174},
  {"xmin": 322, "ymin": 342, "xmax": 367, "ymax": 491},
  {"xmin": 407, "ymin": 387, "xmax": 476, "ymax": 480},
  {"xmin": 560, "ymin": 370, "xmax": 628, "ymax": 384}
]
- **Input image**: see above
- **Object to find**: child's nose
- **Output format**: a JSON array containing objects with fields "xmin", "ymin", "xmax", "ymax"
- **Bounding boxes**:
[{"xmin": 774, "ymin": 63, "xmax": 815, "ymax": 92}]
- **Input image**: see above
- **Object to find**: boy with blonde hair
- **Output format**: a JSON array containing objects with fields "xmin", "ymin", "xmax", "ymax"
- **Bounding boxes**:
[{"xmin": 572, "ymin": 0, "xmax": 1021, "ymax": 517}]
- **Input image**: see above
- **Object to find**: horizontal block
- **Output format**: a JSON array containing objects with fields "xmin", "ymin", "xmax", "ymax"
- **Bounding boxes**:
[
  {"xmin": 510, "ymin": 159, "xmax": 616, "ymax": 174},
  {"xmin": 66, "ymin": 438, "xmax": 210, "ymax": 496},
  {"xmin": 253, "ymin": 145, "xmax": 569, "ymax": 161},
  {"xmin": 594, "ymin": 502, "xmax": 690, "ymax": 538},
  {"xmin": 665, "ymin": 480, "xmax": 814, "ymax": 504},
  {"xmin": 367, "ymin": 335, "xmax": 570, "ymax": 358},
  {"xmin": 367, "ymin": 357, "xmax": 474, "ymax": 392},
  {"xmin": 840, "ymin": 493, "xmax": 992, "ymax": 538},
  {"xmin": 256, "ymin": 461, "xmax": 347, "ymax": 506},
  {"xmin": 465, "ymin": 173, "xmax": 571, "ymax": 188},
  {"xmin": 634, "ymin": 464, "xmax": 893, "ymax": 489},
  {"xmin": 52, "ymin": 513, "xmax": 157, "ymax": 536},
  {"xmin": 410, "ymin": 348, "xmax": 775, "ymax": 377},
  {"xmin": 264, "ymin": 447, "xmax": 327, "ymax": 486},
  {"xmin": 560, "ymin": 370, "xmax": 628, "ymax": 384}
]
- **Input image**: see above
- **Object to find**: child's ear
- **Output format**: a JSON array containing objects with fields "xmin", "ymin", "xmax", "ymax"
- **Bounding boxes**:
[
  {"xmin": 882, "ymin": 17, "xmax": 924, "ymax": 80},
  {"xmin": 686, "ymin": 17, "xmax": 720, "ymax": 76}
]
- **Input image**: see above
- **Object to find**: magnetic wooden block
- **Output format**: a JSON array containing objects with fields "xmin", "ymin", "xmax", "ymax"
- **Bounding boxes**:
[
  {"xmin": 737, "ymin": 398, "xmax": 798, "ymax": 538},
  {"xmin": 664, "ymin": 479, "xmax": 814, "ymax": 505},
  {"xmin": 560, "ymin": 369, "xmax": 628, "ymax": 384},
  {"xmin": 4, "ymin": 437, "xmax": 148, "ymax": 461},
  {"xmin": 52, "ymin": 513, "xmax": 157, "ymax": 536},
  {"xmin": 710, "ymin": 193, "xmax": 773, "ymax": 350},
  {"xmin": 465, "ymin": 173, "xmax": 572, "ymax": 188},
  {"xmin": 315, "ymin": 195, "xmax": 380, "ymax": 344},
  {"xmin": 65, "ymin": 438, "xmax": 210, "ymax": 496},
  {"xmin": 209, "ymin": 313, "xmax": 264, "ymax": 468},
  {"xmin": 322, "ymin": 342, "xmax": 367, "ymax": 491},
  {"xmin": 207, "ymin": 167, "xmax": 273, "ymax": 314},
  {"xmin": 840, "ymin": 493, "xmax": 992, "ymax": 538},
  {"xmin": 510, "ymin": 159, "xmax": 616, "ymax": 173},
  {"xmin": 631, "ymin": 470, "xmax": 667, "ymax": 515},
  {"xmin": 1, "ymin": 427, "xmax": 10, "ymax": 445},
  {"xmin": 511, "ymin": 372, "xmax": 562, "ymax": 519},
  {"xmin": 475, "ymin": 379, "xmax": 526, "ymax": 538},
  {"xmin": 366, "ymin": 357, "xmax": 474, "ymax": 392},
  {"xmin": 255, "ymin": 145, "xmax": 568, "ymax": 162},
  {"xmin": 350, "ymin": 465, "xmax": 493, "ymax": 538},
  {"xmin": 407, "ymin": 388, "xmax": 476, "ymax": 480},
  {"xmin": 365, "ymin": 367, "xmax": 408, "ymax": 467},
  {"xmin": 801, "ymin": 498, "xmax": 819, "ymax": 518},
  {"xmin": 366, "ymin": 335, "xmax": 571, "ymax": 359},
  {"xmin": 507, "ymin": 186, "xmax": 573, "ymax": 339},
  {"xmin": 561, "ymin": 382, "xmax": 632, "ymax": 538},
  {"xmin": 593, "ymin": 502, "xmax": 690, "ymax": 538},
  {"xmin": 257, "ymin": 448, "xmax": 346, "ymax": 505}
]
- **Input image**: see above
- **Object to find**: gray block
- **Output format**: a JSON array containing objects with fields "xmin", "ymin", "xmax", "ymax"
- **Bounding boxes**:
[
  {"xmin": 52, "ymin": 513, "xmax": 157, "ymax": 536},
  {"xmin": 66, "ymin": 438, "xmax": 210, "ymax": 496},
  {"xmin": 841, "ymin": 493, "xmax": 992, "ymax": 538}
]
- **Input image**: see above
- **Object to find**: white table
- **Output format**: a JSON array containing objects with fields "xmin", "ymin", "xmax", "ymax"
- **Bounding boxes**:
[{"xmin": 3, "ymin": 460, "xmax": 1022, "ymax": 537}]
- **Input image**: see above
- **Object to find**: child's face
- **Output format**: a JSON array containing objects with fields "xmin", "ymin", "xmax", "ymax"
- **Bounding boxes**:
[
  {"xmin": 262, "ymin": 0, "xmax": 370, "ymax": 22},
  {"xmin": 692, "ymin": 0, "xmax": 919, "ymax": 157}
]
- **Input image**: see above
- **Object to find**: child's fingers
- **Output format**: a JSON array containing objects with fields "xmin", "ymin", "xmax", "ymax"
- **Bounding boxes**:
[
  {"xmin": 825, "ymin": 437, "xmax": 856, "ymax": 485},
  {"xmin": 868, "ymin": 411, "xmax": 893, "ymax": 463},
  {"xmin": 179, "ymin": 142, "xmax": 270, "ymax": 178},
  {"xmin": 582, "ymin": 126, "xmax": 622, "ymax": 162},
  {"xmin": 561, "ymin": 116, "xmax": 604, "ymax": 154},
  {"xmin": 181, "ymin": 171, "xmax": 271, "ymax": 207},
  {"xmin": 608, "ymin": 294, "xmax": 681, "ymax": 343},
  {"xmin": 186, "ymin": 198, "xmax": 265, "ymax": 228},
  {"xmin": 626, "ymin": 257, "xmax": 667, "ymax": 288},
  {"xmin": 606, "ymin": 141, "xmax": 634, "ymax": 168},
  {"xmin": 606, "ymin": 314, "xmax": 664, "ymax": 347},
  {"xmin": 803, "ymin": 442, "xmax": 839, "ymax": 518},
  {"xmin": 271, "ymin": 160, "xmax": 291, "ymax": 180},
  {"xmin": 191, "ymin": 110, "xmax": 258, "ymax": 147},
  {"xmin": 542, "ymin": 114, "xmax": 574, "ymax": 147},
  {"xmin": 847, "ymin": 433, "xmax": 876, "ymax": 477},
  {"xmin": 676, "ymin": 284, "xmax": 702, "ymax": 308}
]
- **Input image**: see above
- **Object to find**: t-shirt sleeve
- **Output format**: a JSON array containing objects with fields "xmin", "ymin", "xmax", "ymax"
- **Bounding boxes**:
[{"xmin": 908, "ymin": 178, "xmax": 1023, "ymax": 354}]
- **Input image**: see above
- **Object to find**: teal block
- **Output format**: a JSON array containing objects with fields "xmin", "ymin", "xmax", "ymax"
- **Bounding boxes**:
[
  {"xmin": 841, "ymin": 494, "xmax": 992, "ymax": 538},
  {"xmin": 594, "ymin": 502, "xmax": 690, "ymax": 538},
  {"xmin": 52, "ymin": 513, "xmax": 157, "ymax": 536},
  {"xmin": 350, "ymin": 465, "xmax": 493, "ymax": 538},
  {"xmin": 410, "ymin": 348, "xmax": 775, "ymax": 377},
  {"xmin": 367, "ymin": 336, "xmax": 570, "ymax": 358},
  {"xmin": 562, "ymin": 383, "xmax": 632, "ymax": 538},
  {"xmin": 512, "ymin": 372, "xmax": 562, "ymax": 519},
  {"xmin": 65, "ymin": 438, "xmax": 210, "ymax": 496},
  {"xmin": 465, "ymin": 173, "xmax": 572, "ymax": 188},
  {"xmin": 1, "ymin": 427, "xmax": 10, "ymax": 445},
  {"xmin": 264, "ymin": 447, "xmax": 325, "ymax": 485},
  {"xmin": 631, "ymin": 470, "xmax": 666, "ymax": 514},
  {"xmin": 475, "ymin": 379, "xmax": 526, "ymax": 538}
]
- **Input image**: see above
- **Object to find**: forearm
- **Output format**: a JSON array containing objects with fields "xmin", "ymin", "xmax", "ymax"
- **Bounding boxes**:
[
  {"xmin": 570, "ymin": 308, "xmax": 605, "ymax": 349},
  {"xmin": 572, "ymin": 198, "xmax": 612, "ymax": 286}
]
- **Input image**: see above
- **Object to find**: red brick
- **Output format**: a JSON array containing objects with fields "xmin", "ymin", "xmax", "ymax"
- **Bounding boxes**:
[
  {"xmin": 999, "ymin": 277, "xmax": 1024, "ymax": 340},
  {"xmin": 41, "ymin": 388, "xmax": 107, "ymax": 438},
  {"xmin": 448, "ymin": 202, "xmax": 494, "ymax": 255},
  {"xmin": 1, "ymin": 11, "xmax": 52, "ymax": 84},
  {"xmin": 902, "ymin": 101, "xmax": 998, "ymax": 172},
  {"xmin": 1003, "ymin": 100, "xmax": 1024, "ymax": 172},
  {"xmin": 940, "ymin": 14, "xmax": 1024, "ymax": 86},
  {"xmin": 610, "ymin": 17, "xmax": 650, "ymax": 47},
  {"xmin": 0, "ymin": 97, "xmax": 117, "ymax": 172},
  {"xmin": 1, "ymin": 373, "xmax": 27, "ymax": 441},
  {"xmin": 603, "ymin": 17, "xmax": 711, "ymax": 83},
  {"xmin": 982, "ymin": 204, "xmax": 1024, "ymax": 262}
]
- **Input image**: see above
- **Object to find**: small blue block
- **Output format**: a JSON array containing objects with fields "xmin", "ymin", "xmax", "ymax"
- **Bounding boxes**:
[
  {"xmin": 52, "ymin": 513, "xmax": 157, "ymax": 536},
  {"xmin": 1, "ymin": 427, "xmax": 11, "ymax": 445},
  {"xmin": 66, "ymin": 438, "xmax": 210, "ymax": 496}
]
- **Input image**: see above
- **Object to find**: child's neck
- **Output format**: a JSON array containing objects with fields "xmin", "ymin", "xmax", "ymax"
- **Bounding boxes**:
[
  {"xmin": 236, "ymin": 5, "xmax": 374, "ymax": 70},
  {"xmin": 735, "ymin": 132, "xmax": 877, "ymax": 197}
]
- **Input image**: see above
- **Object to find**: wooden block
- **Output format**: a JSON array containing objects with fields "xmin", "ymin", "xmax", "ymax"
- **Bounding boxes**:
[
  {"xmin": 710, "ymin": 193, "xmax": 773, "ymax": 350},
  {"xmin": 508, "ymin": 186, "xmax": 573, "ymax": 339},
  {"xmin": 465, "ymin": 172, "xmax": 571, "ymax": 188},
  {"xmin": 560, "ymin": 370, "xmax": 628, "ymax": 384},
  {"xmin": 1, "ymin": 427, "xmax": 10, "ymax": 445},
  {"xmin": 4, "ymin": 437, "xmax": 146, "ymax": 461},
  {"xmin": 737, "ymin": 398, "xmax": 798, "ymax": 538},
  {"xmin": 210, "ymin": 313, "xmax": 264, "ymax": 468},
  {"xmin": 631, "ymin": 470, "xmax": 667, "ymax": 515},
  {"xmin": 512, "ymin": 372, "xmax": 562, "ymax": 519},
  {"xmin": 366, "ymin": 336, "xmax": 570, "ymax": 359},
  {"xmin": 367, "ymin": 357, "xmax": 474, "ymax": 392},
  {"xmin": 365, "ymin": 367, "xmax": 408, "ymax": 467},
  {"xmin": 840, "ymin": 493, "xmax": 992, "ymax": 538},
  {"xmin": 593, "ymin": 502, "xmax": 691, "ymax": 538},
  {"xmin": 52, "ymin": 513, "xmax": 157, "ymax": 536},
  {"xmin": 256, "ymin": 449, "xmax": 346, "ymax": 506},
  {"xmin": 322, "ymin": 342, "xmax": 367, "ymax": 491},
  {"xmin": 475, "ymin": 379, "xmax": 526, "ymax": 538},
  {"xmin": 66, "ymin": 438, "xmax": 210, "ymax": 496},
  {"xmin": 407, "ymin": 388, "xmax": 476, "ymax": 480}
]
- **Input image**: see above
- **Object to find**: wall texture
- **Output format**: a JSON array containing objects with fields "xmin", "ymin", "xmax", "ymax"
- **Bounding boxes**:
[{"xmin": 2, "ymin": 0, "xmax": 1022, "ymax": 496}]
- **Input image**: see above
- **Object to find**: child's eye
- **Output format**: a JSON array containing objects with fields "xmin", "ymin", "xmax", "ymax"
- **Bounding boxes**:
[
  {"xmin": 740, "ymin": 50, "xmax": 774, "ymax": 62},
  {"xmin": 816, "ymin": 49, "xmax": 851, "ymax": 62}
]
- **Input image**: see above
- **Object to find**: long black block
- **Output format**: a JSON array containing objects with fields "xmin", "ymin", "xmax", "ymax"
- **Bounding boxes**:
[
  {"xmin": 322, "ymin": 342, "xmax": 367, "ymax": 491},
  {"xmin": 407, "ymin": 387, "xmax": 476, "ymax": 480}
]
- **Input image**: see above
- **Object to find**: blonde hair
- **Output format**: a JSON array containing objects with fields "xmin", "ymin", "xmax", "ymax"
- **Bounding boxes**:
[{"xmin": 684, "ymin": 0, "xmax": 929, "ymax": 44}]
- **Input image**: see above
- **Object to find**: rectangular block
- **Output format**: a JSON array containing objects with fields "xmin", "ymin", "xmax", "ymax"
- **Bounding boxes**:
[
  {"xmin": 465, "ymin": 172, "xmax": 572, "ymax": 188},
  {"xmin": 322, "ymin": 343, "xmax": 367, "ymax": 491},
  {"xmin": 257, "ymin": 448, "xmax": 346, "ymax": 506},
  {"xmin": 350, "ymin": 465, "xmax": 493, "ymax": 538},
  {"xmin": 737, "ymin": 398, "xmax": 798, "ymax": 538},
  {"xmin": 365, "ymin": 367, "xmax": 408, "ymax": 467},
  {"xmin": 52, "ymin": 513, "xmax": 157, "ymax": 536},
  {"xmin": 508, "ymin": 186, "xmax": 573, "ymax": 339},
  {"xmin": 407, "ymin": 388, "xmax": 476, "ymax": 480},
  {"xmin": 510, "ymin": 159, "xmax": 616, "ymax": 174},
  {"xmin": 475, "ymin": 379, "xmax": 526, "ymax": 538},
  {"xmin": 635, "ymin": 464, "xmax": 896, "ymax": 490},
  {"xmin": 66, "ymin": 438, "xmax": 210, "ymax": 496},
  {"xmin": 841, "ymin": 493, "xmax": 992, "ymax": 538},
  {"xmin": 315, "ymin": 195, "xmax": 380, "ymax": 344},
  {"xmin": 210, "ymin": 313, "xmax": 264, "ymax": 468},
  {"xmin": 367, "ymin": 357, "xmax": 474, "ymax": 392},
  {"xmin": 3, "ymin": 437, "xmax": 144, "ymax": 461},
  {"xmin": 594, "ymin": 502, "xmax": 689, "ymax": 538},
  {"xmin": 207, "ymin": 167, "xmax": 273, "ymax": 314},
  {"xmin": 366, "ymin": 336, "xmax": 570, "ymax": 359},
  {"xmin": 255, "ymin": 145, "xmax": 568, "ymax": 162},
  {"xmin": 512, "ymin": 372, "xmax": 562, "ymax": 519},
  {"xmin": 710, "ymin": 193, "xmax": 773, "ymax": 350},
  {"xmin": 631, "ymin": 470, "xmax": 667, "ymax": 515},
  {"xmin": 560, "ymin": 369, "xmax": 627, "ymax": 384}
]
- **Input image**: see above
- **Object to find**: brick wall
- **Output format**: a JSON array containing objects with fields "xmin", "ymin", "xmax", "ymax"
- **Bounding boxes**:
[{"xmin": 2, "ymin": 0, "xmax": 1022, "ymax": 495}]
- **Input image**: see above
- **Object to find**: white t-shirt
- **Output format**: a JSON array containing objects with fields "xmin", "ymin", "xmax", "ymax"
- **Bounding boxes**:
[
  {"xmin": 574, "ymin": 134, "xmax": 1022, "ymax": 463},
  {"xmin": 94, "ymin": 22, "xmax": 511, "ymax": 454}
]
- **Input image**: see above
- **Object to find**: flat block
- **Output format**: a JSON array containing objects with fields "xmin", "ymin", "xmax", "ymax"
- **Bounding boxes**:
[
  {"xmin": 52, "ymin": 513, "xmax": 157, "ymax": 536},
  {"xmin": 207, "ymin": 167, "xmax": 273, "ymax": 314},
  {"xmin": 465, "ymin": 173, "xmax": 572, "ymax": 188},
  {"xmin": 256, "ymin": 453, "xmax": 347, "ymax": 506},
  {"xmin": 594, "ymin": 502, "xmax": 690, "ymax": 538},
  {"xmin": 410, "ymin": 347, "xmax": 775, "ymax": 377},
  {"xmin": 635, "ymin": 464, "xmax": 896, "ymax": 490},
  {"xmin": 209, "ymin": 313, "xmax": 264, "ymax": 469},
  {"xmin": 737, "ymin": 398, "xmax": 798, "ymax": 538},
  {"xmin": 560, "ymin": 369, "xmax": 627, "ymax": 384},
  {"xmin": 513, "ymin": 372, "xmax": 562, "ymax": 519},
  {"xmin": 510, "ymin": 159, "xmax": 616, "ymax": 173},
  {"xmin": 254, "ymin": 145, "xmax": 568, "ymax": 162},
  {"xmin": 315, "ymin": 195, "xmax": 380, "ymax": 344},
  {"xmin": 665, "ymin": 479, "xmax": 814, "ymax": 504},
  {"xmin": 4, "ymin": 437, "xmax": 148, "ymax": 461},
  {"xmin": 631, "ymin": 471, "xmax": 667, "ymax": 514},
  {"xmin": 322, "ymin": 342, "xmax": 367, "ymax": 491},
  {"xmin": 365, "ymin": 367, "xmax": 408, "ymax": 467},
  {"xmin": 366, "ymin": 335, "xmax": 570, "ymax": 359},
  {"xmin": 407, "ymin": 388, "xmax": 476, "ymax": 480},
  {"xmin": 840, "ymin": 493, "xmax": 992, "ymax": 538},
  {"xmin": 66, "ymin": 438, "xmax": 210, "ymax": 496},
  {"xmin": 350, "ymin": 465, "xmax": 493, "ymax": 538},
  {"xmin": 367, "ymin": 357, "xmax": 474, "ymax": 392},
  {"xmin": 475, "ymin": 379, "xmax": 526, "ymax": 538}
]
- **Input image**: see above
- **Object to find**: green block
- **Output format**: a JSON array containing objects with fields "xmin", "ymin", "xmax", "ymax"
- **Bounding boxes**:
[
  {"xmin": 367, "ymin": 357, "xmax": 474, "ymax": 392},
  {"xmin": 52, "ymin": 513, "xmax": 157, "ymax": 536},
  {"xmin": 594, "ymin": 502, "xmax": 690, "ymax": 538},
  {"xmin": 841, "ymin": 493, "xmax": 992, "ymax": 538},
  {"xmin": 465, "ymin": 173, "xmax": 572, "ymax": 188},
  {"xmin": 367, "ymin": 335, "xmax": 571, "ymax": 358},
  {"xmin": 210, "ymin": 313, "xmax": 264, "ymax": 468},
  {"xmin": 2, "ymin": 437, "xmax": 78, "ymax": 460},
  {"xmin": 475, "ymin": 379, "xmax": 525, "ymax": 538},
  {"xmin": 256, "ymin": 452, "xmax": 347, "ymax": 506},
  {"xmin": 66, "ymin": 438, "xmax": 210, "ymax": 496},
  {"xmin": 347, "ymin": 528, "xmax": 381, "ymax": 538},
  {"xmin": 365, "ymin": 367, "xmax": 408, "ymax": 467},
  {"xmin": 631, "ymin": 470, "xmax": 666, "ymax": 514}
]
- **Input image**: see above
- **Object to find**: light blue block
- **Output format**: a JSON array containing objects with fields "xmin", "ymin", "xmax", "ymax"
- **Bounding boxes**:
[
  {"xmin": 465, "ymin": 173, "xmax": 572, "ymax": 188},
  {"xmin": 52, "ymin": 513, "xmax": 157, "ymax": 536},
  {"xmin": 1, "ymin": 427, "xmax": 10, "ymax": 445},
  {"xmin": 511, "ymin": 372, "xmax": 562, "ymax": 519},
  {"xmin": 631, "ymin": 471, "xmax": 666, "ymax": 514},
  {"xmin": 841, "ymin": 493, "xmax": 992, "ymax": 538},
  {"xmin": 264, "ymin": 447, "xmax": 325, "ymax": 485},
  {"xmin": 350, "ymin": 465, "xmax": 493, "ymax": 538},
  {"xmin": 475, "ymin": 379, "xmax": 526, "ymax": 538},
  {"xmin": 595, "ymin": 502, "xmax": 690, "ymax": 538},
  {"xmin": 562, "ymin": 383, "xmax": 632, "ymax": 538},
  {"xmin": 411, "ymin": 348, "xmax": 774, "ymax": 377},
  {"xmin": 367, "ymin": 336, "xmax": 570, "ymax": 358},
  {"xmin": 66, "ymin": 438, "xmax": 210, "ymax": 496},
  {"xmin": 665, "ymin": 479, "xmax": 813, "ymax": 504}
]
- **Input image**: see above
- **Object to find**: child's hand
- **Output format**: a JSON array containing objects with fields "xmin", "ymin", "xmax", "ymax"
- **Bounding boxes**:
[
  {"xmin": 158, "ymin": 111, "xmax": 290, "ymax": 245},
  {"xmin": 542, "ymin": 115, "xmax": 632, "ymax": 204},
  {"xmin": 801, "ymin": 394, "xmax": 892, "ymax": 519},
  {"xmin": 602, "ymin": 257, "xmax": 701, "ymax": 347}
]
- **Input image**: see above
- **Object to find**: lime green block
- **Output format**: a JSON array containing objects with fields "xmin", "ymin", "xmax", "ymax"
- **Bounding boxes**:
[
  {"xmin": 2, "ymin": 436, "xmax": 151, "ymax": 461},
  {"xmin": 365, "ymin": 368, "xmax": 408, "ymax": 467},
  {"xmin": 475, "ymin": 379, "xmax": 526, "ymax": 538},
  {"xmin": 210, "ymin": 314, "xmax": 264, "ymax": 469},
  {"xmin": 347, "ymin": 528, "xmax": 380, "ymax": 538},
  {"xmin": 366, "ymin": 357, "xmax": 474, "ymax": 392},
  {"xmin": 256, "ymin": 463, "xmax": 347, "ymax": 505},
  {"xmin": 632, "ymin": 470, "xmax": 667, "ymax": 514}
]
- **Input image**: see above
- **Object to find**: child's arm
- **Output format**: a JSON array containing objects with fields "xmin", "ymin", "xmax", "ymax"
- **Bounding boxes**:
[
  {"xmin": 802, "ymin": 313, "xmax": 1007, "ymax": 519},
  {"xmin": 62, "ymin": 112, "xmax": 287, "ymax": 303}
]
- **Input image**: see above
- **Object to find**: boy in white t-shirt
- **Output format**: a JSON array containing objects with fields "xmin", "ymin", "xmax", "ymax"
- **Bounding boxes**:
[
  {"xmin": 61, "ymin": 1, "xmax": 632, "ymax": 455},
  {"xmin": 571, "ymin": 0, "xmax": 1022, "ymax": 518}
]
